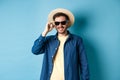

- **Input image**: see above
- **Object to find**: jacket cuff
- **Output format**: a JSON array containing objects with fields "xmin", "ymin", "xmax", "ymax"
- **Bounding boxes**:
[{"xmin": 38, "ymin": 34, "xmax": 46, "ymax": 42}]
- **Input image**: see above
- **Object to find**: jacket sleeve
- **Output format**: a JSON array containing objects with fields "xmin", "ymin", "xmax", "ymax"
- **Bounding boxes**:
[
  {"xmin": 31, "ymin": 34, "xmax": 47, "ymax": 55},
  {"xmin": 78, "ymin": 38, "xmax": 89, "ymax": 80}
]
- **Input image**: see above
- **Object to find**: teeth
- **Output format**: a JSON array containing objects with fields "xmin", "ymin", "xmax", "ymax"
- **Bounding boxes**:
[{"xmin": 58, "ymin": 27, "xmax": 64, "ymax": 31}]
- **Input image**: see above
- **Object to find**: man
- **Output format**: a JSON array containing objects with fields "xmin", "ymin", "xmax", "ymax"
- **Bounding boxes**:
[{"xmin": 32, "ymin": 8, "xmax": 89, "ymax": 80}]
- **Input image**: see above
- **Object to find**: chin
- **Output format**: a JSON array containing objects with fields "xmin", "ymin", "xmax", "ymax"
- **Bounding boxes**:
[{"xmin": 57, "ymin": 28, "xmax": 67, "ymax": 34}]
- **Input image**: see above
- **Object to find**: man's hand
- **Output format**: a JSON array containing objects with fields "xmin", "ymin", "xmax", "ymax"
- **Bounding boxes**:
[{"xmin": 42, "ymin": 22, "xmax": 54, "ymax": 37}]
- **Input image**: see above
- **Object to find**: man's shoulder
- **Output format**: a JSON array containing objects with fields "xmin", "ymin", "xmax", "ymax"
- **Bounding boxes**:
[
  {"xmin": 70, "ymin": 33, "xmax": 83, "ymax": 40},
  {"xmin": 70, "ymin": 34, "xmax": 84, "ymax": 44}
]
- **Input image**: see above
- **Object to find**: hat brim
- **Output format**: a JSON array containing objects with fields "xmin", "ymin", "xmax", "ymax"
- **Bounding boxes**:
[{"xmin": 48, "ymin": 8, "xmax": 75, "ymax": 27}]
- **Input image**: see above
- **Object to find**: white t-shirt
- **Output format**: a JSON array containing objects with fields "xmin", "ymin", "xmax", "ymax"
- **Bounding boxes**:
[{"xmin": 50, "ymin": 35, "xmax": 69, "ymax": 80}]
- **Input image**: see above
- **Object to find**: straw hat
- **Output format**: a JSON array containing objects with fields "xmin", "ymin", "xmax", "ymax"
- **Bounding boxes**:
[{"xmin": 48, "ymin": 8, "xmax": 75, "ymax": 27}]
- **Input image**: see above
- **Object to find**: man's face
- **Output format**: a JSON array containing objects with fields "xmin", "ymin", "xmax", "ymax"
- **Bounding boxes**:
[{"xmin": 54, "ymin": 16, "xmax": 69, "ymax": 34}]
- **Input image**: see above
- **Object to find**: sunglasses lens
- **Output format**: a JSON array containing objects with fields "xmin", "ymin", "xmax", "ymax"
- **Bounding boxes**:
[
  {"xmin": 55, "ymin": 22, "xmax": 60, "ymax": 25},
  {"xmin": 61, "ymin": 21, "xmax": 66, "ymax": 25},
  {"xmin": 54, "ymin": 21, "xmax": 67, "ymax": 25}
]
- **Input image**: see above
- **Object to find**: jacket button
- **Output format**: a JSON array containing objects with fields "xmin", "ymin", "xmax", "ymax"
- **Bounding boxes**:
[
  {"xmin": 50, "ymin": 71, "xmax": 52, "ymax": 74},
  {"xmin": 55, "ymin": 48, "xmax": 57, "ymax": 50},
  {"xmin": 52, "ymin": 56, "xmax": 53, "ymax": 58}
]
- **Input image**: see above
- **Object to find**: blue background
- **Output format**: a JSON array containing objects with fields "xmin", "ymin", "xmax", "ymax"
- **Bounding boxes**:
[{"xmin": 0, "ymin": 0, "xmax": 120, "ymax": 80}]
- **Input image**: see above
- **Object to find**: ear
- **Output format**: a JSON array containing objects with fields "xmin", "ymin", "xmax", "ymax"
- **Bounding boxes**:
[{"xmin": 67, "ymin": 21, "xmax": 71, "ymax": 27}]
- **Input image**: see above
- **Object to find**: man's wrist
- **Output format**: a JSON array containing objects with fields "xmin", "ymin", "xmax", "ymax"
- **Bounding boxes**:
[{"xmin": 42, "ymin": 31, "xmax": 48, "ymax": 37}]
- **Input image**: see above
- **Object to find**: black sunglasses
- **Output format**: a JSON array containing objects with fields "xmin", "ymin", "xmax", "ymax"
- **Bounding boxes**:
[{"xmin": 54, "ymin": 21, "xmax": 68, "ymax": 26}]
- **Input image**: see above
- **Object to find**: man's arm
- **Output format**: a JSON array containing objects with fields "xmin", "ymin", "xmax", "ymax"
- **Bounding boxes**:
[
  {"xmin": 31, "ymin": 22, "xmax": 54, "ymax": 55},
  {"xmin": 31, "ymin": 35, "xmax": 46, "ymax": 55},
  {"xmin": 78, "ymin": 38, "xmax": 89, "ymax": 80}
]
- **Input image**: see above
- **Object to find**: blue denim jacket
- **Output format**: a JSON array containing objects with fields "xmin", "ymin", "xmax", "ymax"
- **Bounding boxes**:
[{"xmin": 32, "ymin": 31, "xmax": 89, "ymax": 80}]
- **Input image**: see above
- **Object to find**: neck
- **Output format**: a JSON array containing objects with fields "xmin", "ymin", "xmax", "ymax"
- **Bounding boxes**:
[{"xmin": 58, "ymin": 31, "xmax": 68, "ymax": 37}]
